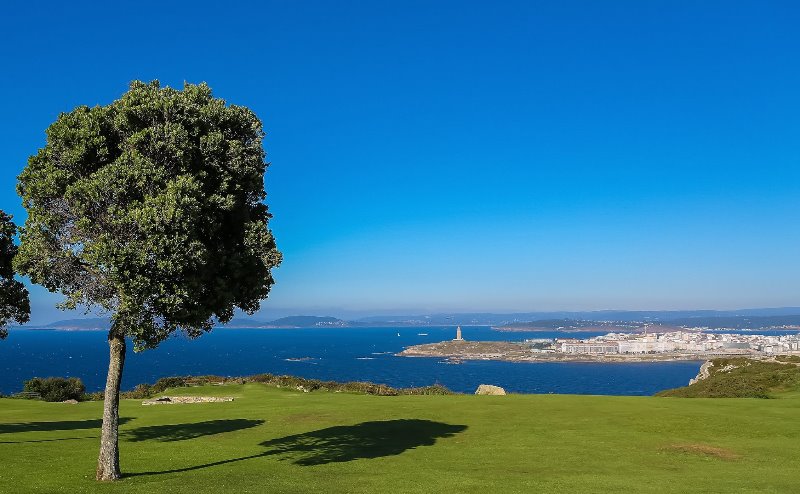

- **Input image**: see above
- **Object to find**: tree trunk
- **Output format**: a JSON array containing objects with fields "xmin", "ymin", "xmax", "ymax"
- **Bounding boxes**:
[{"xmin": 96, "ymin": 331, "xmax": 126, "ymax": 481}]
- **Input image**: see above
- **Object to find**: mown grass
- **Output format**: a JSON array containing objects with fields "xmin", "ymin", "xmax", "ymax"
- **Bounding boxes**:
[{"xmin": 2, "ymin": 383, "xmax": 800, "ymax": 493}]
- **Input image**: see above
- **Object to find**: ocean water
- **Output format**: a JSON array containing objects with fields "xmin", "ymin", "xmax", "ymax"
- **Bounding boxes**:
[{"xmin": 0, "ymin": 326, "xmax": 703, "ymax": 396}]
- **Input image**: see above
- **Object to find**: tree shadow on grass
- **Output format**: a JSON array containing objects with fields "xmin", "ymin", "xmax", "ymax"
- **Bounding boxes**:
[
  {"xmin": 125, "ymin": 419, "xmax": 265, "ymax": 442},
  {"xmin": 127, "ymin": 419, "xmax": 466, "ymax": 477},
  {"xmin": 0, "ymin": 435, "xmax": 100, "ymax": 444},
  {"xmin": 0, "ymin": 417, "xmax": 132, "ymax": 435},
  {"xmin": 260, "ymin": 419, "xmax": 468, "ymax": 466}
]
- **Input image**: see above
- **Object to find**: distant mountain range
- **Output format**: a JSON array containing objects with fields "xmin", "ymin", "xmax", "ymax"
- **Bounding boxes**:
[
  {"xmin": 20, "ymin": 307, "xmax": 800, "ymax": 331},
  {"xmin": 355, "ymin": 308, "xmax": 800, "ymax": 326},
  {"xmin": 28, "ymin": 315, "xmax": 350, "ymax": 330},
  {"xmin": 225, "ymin": 315, "xmax": 348, "ymax": 328},
  {"xmin": 42, "ymin": 318, "xmax": 113, "ymax": 330}
]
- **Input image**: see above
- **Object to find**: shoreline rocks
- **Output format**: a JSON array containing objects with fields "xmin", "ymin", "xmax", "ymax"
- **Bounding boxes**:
[{"xmin": 689, "ymin": 361, "xmax": 713, "ymax": 385}]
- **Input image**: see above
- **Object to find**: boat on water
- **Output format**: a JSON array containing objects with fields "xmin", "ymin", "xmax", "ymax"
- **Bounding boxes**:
[{"xmin": 417, "ymin": 333, "xmax": 428, "ymax": 336}]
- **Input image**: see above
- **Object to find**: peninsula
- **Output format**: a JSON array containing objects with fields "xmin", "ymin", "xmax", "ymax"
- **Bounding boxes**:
[{"xmin": 398, "ymin": 329, "xmax": 800, "ymax": 363}]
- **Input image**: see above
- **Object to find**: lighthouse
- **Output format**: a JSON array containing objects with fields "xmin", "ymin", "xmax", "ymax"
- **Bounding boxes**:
[{"xmin": 453, "ymin": 325, "xmax": 464, "ymax": 341}]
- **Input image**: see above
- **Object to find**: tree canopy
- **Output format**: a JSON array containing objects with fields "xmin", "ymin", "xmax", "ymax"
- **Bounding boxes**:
[
  {"xmin": 17, "ymin": 80, "xmax": 282, "ymax": 481},
  {"xmin": 16, "ymin": 81, "xmax": 282, "ymax": 348},
  {"xmin": 0, "ymin": 211, "xmax": 30, "ymax": 339}
]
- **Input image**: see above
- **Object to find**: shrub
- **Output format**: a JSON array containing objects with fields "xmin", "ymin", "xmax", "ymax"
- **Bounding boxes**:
[
  {"xmin": 657, "ymin": 358, "xmax": 800, "ymax": 398},
  {"xmin": 119, "ymin": 377, "xmax": 191, "ymax": 399},
  {"xmin": 120, "ymin": 384, "xmax": 153, "ymax": 400},
  {"xmin": 85, "ymin": 373, "xmax": 457, "ymax": 401},
  {"xmin": 401, "ymin": 384, "xmax": 453, "ymax": 395},
  {"xmin": 85, "ymin": 391, "xmax": 105, "ymax": 401},
  {"xmin": 23, "ymin": 377, "xmax": 85, "ymax": 402},
  {"xmin": 247, "ymin": 373, "xmax": 455, "ymax": 396},
  {"xmin": 151, "ymin": 376, "xmax": 190, "ymax": 392}
]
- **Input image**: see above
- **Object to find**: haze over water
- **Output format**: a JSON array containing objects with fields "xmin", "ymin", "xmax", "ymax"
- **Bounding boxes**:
[{"xmin": 0, "ymin": 326, "xmax": 703, "ymax": 396}]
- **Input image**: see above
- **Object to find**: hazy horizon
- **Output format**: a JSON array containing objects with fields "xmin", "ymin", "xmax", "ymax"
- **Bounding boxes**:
[{"xmin": 22, "ymin": 293, "xmax": 800, "ymax": 326}]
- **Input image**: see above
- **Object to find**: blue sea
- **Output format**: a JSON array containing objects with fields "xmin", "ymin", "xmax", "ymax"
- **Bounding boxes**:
[{"xmin": 0, "ymin": 326, "xmax": 706, "ymax": 396}]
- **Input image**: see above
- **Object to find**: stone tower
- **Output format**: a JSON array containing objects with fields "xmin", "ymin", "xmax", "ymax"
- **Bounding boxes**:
[{"xmin": 454, "ymin": 325, "xmax": 464, "ymax": 341}]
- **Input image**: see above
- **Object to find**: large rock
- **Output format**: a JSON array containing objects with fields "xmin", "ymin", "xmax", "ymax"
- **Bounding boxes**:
[
  {"xmin": 475, "ymin": 384, "xmax": 506, "ymax": 395},
  {"xmin": 689, "ymin": 361, "xmax": 714, "ymax": 385}
]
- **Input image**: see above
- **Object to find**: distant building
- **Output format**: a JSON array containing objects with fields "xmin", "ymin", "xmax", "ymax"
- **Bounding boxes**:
[
  {"xmin": 561, "ymin": 341, "xmax": 619, "ymax": 354},
  {"xmin": 453, "ymin": 326, "xmax": 464, "ymax": 341},
  {"xmin": 558, "ymin": 329, "xmax": 796, "ymax": 356}
]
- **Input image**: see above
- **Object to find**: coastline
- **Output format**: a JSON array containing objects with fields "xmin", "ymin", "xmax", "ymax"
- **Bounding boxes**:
[{"xmin": 398, "ymin": 340, "xmax": 713, "ymax": 364}]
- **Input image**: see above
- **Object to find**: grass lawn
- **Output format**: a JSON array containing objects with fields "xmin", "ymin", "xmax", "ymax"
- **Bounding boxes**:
[{"xmin": 1, "ymin": 384, "xmax": 798, "ymax": 493}]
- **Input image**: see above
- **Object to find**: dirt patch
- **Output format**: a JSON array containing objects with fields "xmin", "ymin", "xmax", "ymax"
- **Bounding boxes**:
[{"xmin": 664, "ymin": 443, "xmax": 740, "ymax": 460}]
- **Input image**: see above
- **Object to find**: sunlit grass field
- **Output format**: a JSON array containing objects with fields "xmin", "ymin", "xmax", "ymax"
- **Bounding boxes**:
[{"xmin": 1, "ymin": 383, "xmax": 799, "ymax": 493}]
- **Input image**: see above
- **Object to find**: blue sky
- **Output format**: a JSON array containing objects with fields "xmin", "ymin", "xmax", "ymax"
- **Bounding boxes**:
[{"xmin": 1, "ymin": 1, "xmax": 799, "ymax": 323}]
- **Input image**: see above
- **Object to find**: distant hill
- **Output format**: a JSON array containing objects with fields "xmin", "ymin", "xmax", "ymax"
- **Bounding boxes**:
[
  {"xmin": 38, "ymin": 315, "xmax": 348, "ymax": 330},
  {"xmin": 496, "ymin": 318, "xmax": 648, "ymax": 332},
  {"xmin": 260, "ymin": 316, "xmax": 347, "ymax": 328},
  {"xmin": 221, "ymin": 315, "xmax": 349, "ymax": 328},
  {"xmin": 497, "ymin": 315, "xmax": 800, "ymax": 332},
  {"xmin": 665, "ymin": 315, "xmax": 800, "ymax": 330},
  {"xmin": 28, "ymin": 307, "xmax": 800, "ymax": 331},
  {"xmin": 221, "ymin": 318, "xmax": 276, "ymax": 328},
  {"xmin": 44, "ymin": 318, "xmax": 111, "ymax": 330},
  {"xmin": 356, "ymin": 308, "xmax": 800, "ymax": 326},
  {"xmin": 356, "ymin": 307, "xmax": 800, "ymax": 328}
]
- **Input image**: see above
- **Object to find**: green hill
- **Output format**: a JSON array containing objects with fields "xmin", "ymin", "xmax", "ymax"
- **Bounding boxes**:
[
  {"xmin": 657, "ymin": 357, "xmax": 800, "ymax": 398},
  {"xmin": 2, "ymin": 382, "xmax": 800, "ymax": 492}
]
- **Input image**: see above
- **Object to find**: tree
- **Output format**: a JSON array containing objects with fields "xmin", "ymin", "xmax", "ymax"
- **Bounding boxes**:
[
  {"xmin": 0, "ymin": 211, "xmax": 30, "ymax": 339},
  {"xmin": 15, "ymin": 81, "xmax": 282, "ymax": 481}
]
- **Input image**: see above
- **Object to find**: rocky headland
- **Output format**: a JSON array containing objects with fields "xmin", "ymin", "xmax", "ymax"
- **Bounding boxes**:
[{"xmin": 397, "ymin": 340, "xmax": 706, "ymax": 363}]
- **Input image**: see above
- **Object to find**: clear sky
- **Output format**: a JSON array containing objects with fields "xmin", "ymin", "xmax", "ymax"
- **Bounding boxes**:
[{"xmin": 1, "ymin": 1, "xmax": 799, "ymax": 323}]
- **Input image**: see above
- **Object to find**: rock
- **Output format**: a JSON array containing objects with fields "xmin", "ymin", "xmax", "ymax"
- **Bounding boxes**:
[
  {"xmin": 689, "ymin": 361, "xmax": 714, "ymax": 385},
  {"xmin": 61, "ymin": 399, "xmax": 79, "ymax": 404},
  {"xmin": 475, "ymin": 384, "xmax": 506, "ymax": 395},
  {"xmin": 142, "ymin": 396, "xmax": 234, "ymax": 405}
]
